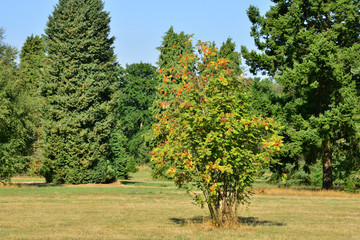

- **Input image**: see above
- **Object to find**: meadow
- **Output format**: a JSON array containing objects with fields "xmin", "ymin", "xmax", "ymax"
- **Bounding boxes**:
[{"xmin": 1, "ymin": 167, "xmax": 359, "ymax": 240}]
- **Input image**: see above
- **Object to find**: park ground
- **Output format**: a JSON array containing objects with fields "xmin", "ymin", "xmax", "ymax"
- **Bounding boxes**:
[{"xmin": 1, "ymin": 166, "xmax": 359, "ymax": 240}]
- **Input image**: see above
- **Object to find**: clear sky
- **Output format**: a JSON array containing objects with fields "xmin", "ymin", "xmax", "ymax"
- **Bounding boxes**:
[{"xmin": 0, "ymin": 0, "xmax": 272, "ymax": 72}]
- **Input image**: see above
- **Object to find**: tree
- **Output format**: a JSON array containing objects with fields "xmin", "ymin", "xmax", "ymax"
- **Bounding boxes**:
[
  {"xmin": 19, "ymin": 34, "xmax": 45, "ymax": 175},
  {"xmin": 248, "ymin": 78, "xmax": 283, "ymax": 117},
  {"xmin": 156, "ymin": 26, "xmax": 194, "ymax": 71},
  {"xmin": 219, "ymin": 38, "xmax": 242, "ymax": 76},
  {"xmin": 0, "ymin": 28, "xmax": 35, "ymax": 181},
  {"xmin": 151, "ymin": 40, "xmax": 282, "ymax": 227},
  {"xmin": 242, "ymin": 0, "xmax": 360, "ymax": 189},
  {"xmin": 154, "ymin": 26, "xmax": 195, "ymax": 109},
  {"xmin": 150, "ymin": 27, "xmax": 195, "ymax": 177},
  {"xmin": 20, "ymin": 35, "xmax": 45, "ymax": 95},
  {"xmin": 41, "ymin": 0, "xmax": 119, "ymax": 184},
  {"xmin": 115, "ymin": 63, "xmax": 157, "ymax": 165}
]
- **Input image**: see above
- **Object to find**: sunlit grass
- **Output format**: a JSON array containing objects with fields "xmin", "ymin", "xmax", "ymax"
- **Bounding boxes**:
[
  {"xmin": 0, "ymin": 167, "xmax": 359, "ymax": 239},
  {"xmin": 9, "ymin": 176, "xmax": 46, "ymax": 183}
]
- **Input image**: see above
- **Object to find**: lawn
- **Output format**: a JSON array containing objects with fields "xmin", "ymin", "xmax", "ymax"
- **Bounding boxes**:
[{"xmin": 1, "ymin": 167, "xmax": 359, "ymax": 240}]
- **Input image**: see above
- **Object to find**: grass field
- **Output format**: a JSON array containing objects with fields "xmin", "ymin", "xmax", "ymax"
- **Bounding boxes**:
[{"xmin": 1, "ymin": 167, "xmax": 360, "ymax": 240}]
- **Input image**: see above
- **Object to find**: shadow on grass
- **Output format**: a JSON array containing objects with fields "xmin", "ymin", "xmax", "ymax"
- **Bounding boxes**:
[
  {"xmin": 170, "ymin": 216, "xmax": 285, "ymax": 227},
  {"xmin": 238, "ymin": 217, "xmax": 285, "ymax": 226},
  {"xmin": 170, "ymin": 216, "xmax": 206, "ymax": 225},
  {"xmin": 120, "ymin": 181, "xmax": 138, "ymax": 185},
  {"xmin": 120, "ymin": 181, "xmax": 175, "ymax": 188},
  {"xmin": 1, "ymin": 182, "xmax": 62, "ymax": 188}
]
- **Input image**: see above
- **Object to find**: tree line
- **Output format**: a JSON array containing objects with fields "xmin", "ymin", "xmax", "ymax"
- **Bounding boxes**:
[{"xmin": 0, "ymin": 0, "xmax": 359, "ymax": 194}]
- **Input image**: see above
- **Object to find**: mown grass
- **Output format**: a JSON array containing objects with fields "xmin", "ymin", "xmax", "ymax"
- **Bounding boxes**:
[
  {"xmin": 1, "ymin": 168, "xmax": 359, "ymax": 239},
  {"xmin": 10, "ymin": 176, "xmax": 46, "ymax": 183}
]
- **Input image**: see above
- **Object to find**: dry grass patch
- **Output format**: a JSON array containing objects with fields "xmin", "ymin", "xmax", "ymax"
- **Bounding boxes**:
[
  {"xmin": 256, "ymin": 187, "xmax": 360, "ymax": 198},
  {"xmin": 1, "ymin": 170, "xmax": 359, "ymax": 239}
]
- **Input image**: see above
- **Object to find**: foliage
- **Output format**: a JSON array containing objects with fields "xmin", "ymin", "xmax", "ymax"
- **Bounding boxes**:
[
  {"xmin": 19, "ymin": 34, "xmax": 45, "ymax": 95},
  {"xmin": 154, "ymin": 26, "xmax": 195, "ymax": 118},
  {"xmin": 115, "ymin": 63, "xmax": 157, "ymax": 165},
  {"xmin": 41, "ymin": 0, "xmax": 119, "ymax": 184},
  {"xmin": 156, "ymin": 26, "xmax": 194, "ymax": 70},
  {"xmin": 150, "ymin": 27, "xmax": 195, "ymax": 179},
  {"xmin": 110, "ymin": 130, "xmax": 135, "ymax": 179},
  {"xmin": 19, "ymin": 34, "xmax": 45, "ymax": 176},
  {"xmin": 219, "ymin": 38, "xmax": 242, "ymax": 76},
  {"xmin": 248, "ymin": 77, "xmax": 283, "ymax": 117},
  {"xmin": 0, "ymin": 28, "xmax": 35, "ymax": 181},
  {"xmin": 242, "ymin": 0, "xmax": 360, "ymax": 189},
  {"xmin": 151, "ymin": 39, "xmax": 282, "ymax": 226},
  {"xmin": 268, "ymin": 159, "xmax": 323, "ymax": 187}
]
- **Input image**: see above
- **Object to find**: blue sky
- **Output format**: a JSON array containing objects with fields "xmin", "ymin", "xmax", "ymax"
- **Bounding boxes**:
[{"xmin": 0, "ymin": 0, "xmax": 272, "ymax": 73}]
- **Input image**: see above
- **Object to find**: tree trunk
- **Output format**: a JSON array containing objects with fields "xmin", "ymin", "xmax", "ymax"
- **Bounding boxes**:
[{"xmin": 322, "ymin": 140, "xmax": 333, "ymax": 190}]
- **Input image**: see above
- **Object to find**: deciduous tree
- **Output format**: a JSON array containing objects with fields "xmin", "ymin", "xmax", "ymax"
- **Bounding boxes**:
[
  {"xmin": 0, "ymin": 28, "xmax": 35, "ymax": 181},
  {"xmin": 115, "ymin": 63, "xmax": 157, "ymax": 165},
  {"xmin": 19, "ymin": 34, "xmax": 45, "ymax": 175},
  {"xmin": 152, "ymin": 40, "xmax": 282, "ymax": 227}
]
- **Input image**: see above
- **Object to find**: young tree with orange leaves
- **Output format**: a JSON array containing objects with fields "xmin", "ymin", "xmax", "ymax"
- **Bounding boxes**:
[{"xmin": 151, "ymin": 39, "xmax": 282, "ymax": 227}]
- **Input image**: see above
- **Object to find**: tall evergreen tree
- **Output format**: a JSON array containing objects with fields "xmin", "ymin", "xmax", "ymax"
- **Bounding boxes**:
[
  {"xmin": 156, "ymin": 26, "xmax": 194, "ymax": 71},
  {"xmin": 20, "ymin": 35, "xmax": 45, "ymax": 95},
  {"xmin": 19, "ymin": 34, "xmax": 45, "ymax": 175},
  {"xmin": 0, "ymin": 28, "xmax": 35, "ymax": 181},
  {"xmin": 151, "ymin": 27, "xmax": 195, "ymax": 177},
  {"xmin": 41, "ymin": 0, "xmax": 119, "ymax": 184},
  {"xmin": 242, "ymin": 0, "xmax": 360, "ymax": 189},
  {"xmin": 155, "ymin": 27, "xmax": 195, "ymax": 113},
  {"xmin": 219, "ymin": 38, "xmax": 242, "ymax": 75}
]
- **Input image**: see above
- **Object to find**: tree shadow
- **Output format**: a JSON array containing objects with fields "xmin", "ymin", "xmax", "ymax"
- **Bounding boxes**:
[
  {"xmin": 1, "ymin": 182, "xmax": 63, "ymax": 188},
  {"xmin": 170, "ymin": 216, "xmax": 206, "ymax": 225},
  {"xmin": 170, "ymin": 216, "xmax": 285, "ymax": 227},
  {"xmin": 119, "ymin": 181, "xmax": 138, "ymax": 185},
  {"xmin": 238, "ymin": 216, "xmax": 285, "ymax": 226}
]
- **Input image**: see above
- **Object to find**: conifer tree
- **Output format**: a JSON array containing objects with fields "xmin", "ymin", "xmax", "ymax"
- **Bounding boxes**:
[
  {"xmin": 242, "ymin": 0, "xmax": 360, "ymax": 189},
  {"xmin": 20, "ymin": 35, "xmax": 45, "ymax": 95},
  {"xmin": 219, "ymin": 38, "xmax": 241, "ymax": 75},
  {"xmin": 151, "ymin": 27, "xmax": 194, "ymax": 177},
  {"xmin": 154, "ymin": 27, "xmax": 195, "ymax": 115},
  {"xmin": 156, "ymin": 26, "xmax": 194, "ymax": 70},
  {"xmin": 19, "ymin": 34, "xmax": 45, "ymax": 175},
  {"xmin": 41, "ymin": 0, "xmax": 119, "ymax": 184}
]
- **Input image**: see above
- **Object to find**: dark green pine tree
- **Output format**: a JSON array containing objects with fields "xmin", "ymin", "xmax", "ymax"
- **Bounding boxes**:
[
  {"xmin": 150, "ymin": 27, "xmax": 194, "ymax": 178},
  {"xmin": 19, "ymin": 34, "xmax": 45, "ymax": 175},
  {"xmin": 242, "ymin": 0, "xmax": 360, "ymax": 189},
  {"xmin": 0, "ymin": 28, "xmax": 35, "ymax": 181},
  {"xmin": 219, "ymin": 37, "xmax": 242, "ymax": 75},
  {"xmin": 41, "ymin": 0, "xmax": 119, "ymax": 184},
  {"xmin": 20, "ymin": 35, "xmax": 45, "ymax": 95},
  {"xmin": 156, "ymin": 26, "xmax": 194, "ymax": 70},
  {"xmin": 154, "ymin": 27, "xmax": 194, "ymax": 113}
]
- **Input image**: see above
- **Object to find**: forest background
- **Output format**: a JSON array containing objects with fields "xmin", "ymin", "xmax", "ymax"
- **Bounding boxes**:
[{"xmin": 1, "ymin": 0, "xmax": 359, "ymax": 193}]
